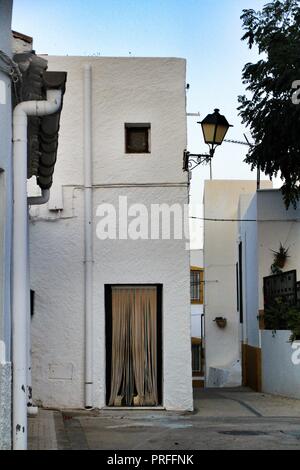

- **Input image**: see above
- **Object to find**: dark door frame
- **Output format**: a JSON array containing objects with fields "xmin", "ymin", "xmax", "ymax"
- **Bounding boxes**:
[{"xmin": 105, "ymin": 284, "xmax": 163, "ymax": 407}]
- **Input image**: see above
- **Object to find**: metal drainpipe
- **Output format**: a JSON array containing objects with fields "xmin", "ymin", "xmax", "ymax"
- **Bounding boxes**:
[
  {"xmin": 28, "ymin": 189, "xmax": 50, "ymax": 206},
  {"xmin": 12, "ymin": 90, "xmax": 62, "ymax": 450},
  {"xmin": 26, "ymin": 189, "xmax": 50, "ymax": 417},
  {"xmin": 83, "ymin": 64, "xmax": 94, "ymax": 409}
]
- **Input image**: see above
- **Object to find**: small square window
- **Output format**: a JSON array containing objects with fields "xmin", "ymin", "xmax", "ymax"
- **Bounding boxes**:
[{"xmin": 125, "ymin": 123, "xmax": 151, "ymax": 154}]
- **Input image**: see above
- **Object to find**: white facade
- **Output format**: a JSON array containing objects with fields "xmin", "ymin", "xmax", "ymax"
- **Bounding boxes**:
[
  {"xmin": 190, "ymin": 249, "xmax": 203, "ymax": 338},
  {"xmin": 203, "ymin": 180, "xmax": 271, "ymax": 387},
  {"xmin": 0, "ymin": 0, "xmax": 13, "ymax": 450},
  {"xmin": 29, "ymin": 56, "xmax": 193, "ymax": 411}
]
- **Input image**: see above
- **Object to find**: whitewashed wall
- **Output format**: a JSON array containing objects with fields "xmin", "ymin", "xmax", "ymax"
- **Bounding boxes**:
[
  {"xmin": 261, "ymin": 330, "xmax": 300, "ymax": 399},
  {"xmin": 29, "ymin": 56, "xmax": 193, "ymax": 411},
  {"xmin": 37, "ymin": 56, "xmax": 188, "ymax": 188}
]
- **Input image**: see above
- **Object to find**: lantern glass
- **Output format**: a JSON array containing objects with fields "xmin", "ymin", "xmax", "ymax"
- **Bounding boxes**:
[
  {"xmin": 201, "ymin": 123, "xmax": 216, "ymax": 145},
  {"xmin": 200, "ymin": 109, "xmax": 232, "ymax": 148},
  {"xmin": 214, "ymin": 123, "xmax": 230, "ymax": 145}
]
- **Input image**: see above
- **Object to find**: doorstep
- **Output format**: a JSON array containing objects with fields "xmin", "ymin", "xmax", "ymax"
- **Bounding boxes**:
[{"xmin": 103, "ymin": 406, "xmax": 166, "ymax": 411}]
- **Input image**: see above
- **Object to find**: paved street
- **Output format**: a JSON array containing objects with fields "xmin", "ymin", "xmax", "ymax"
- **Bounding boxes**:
[{"xmin": 28, "ymin": 388, "xmax": 300, "ymax": 450}]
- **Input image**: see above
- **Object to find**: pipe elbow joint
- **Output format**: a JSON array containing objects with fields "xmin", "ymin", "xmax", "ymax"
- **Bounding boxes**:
[{"xmin": 36, "ymin": 90, "xmax": 62, "ymax": 116}]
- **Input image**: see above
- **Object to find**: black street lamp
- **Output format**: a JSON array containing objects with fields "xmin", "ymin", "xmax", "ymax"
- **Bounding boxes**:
[{"xmin": 183, "ymin": 109, "xmax": 232, "ymax": 178}]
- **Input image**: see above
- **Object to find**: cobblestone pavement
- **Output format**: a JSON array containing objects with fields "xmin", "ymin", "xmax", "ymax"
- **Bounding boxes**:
[{"xmin": 28, "ymin": 388, "xmax": 300, "ymax": 450}]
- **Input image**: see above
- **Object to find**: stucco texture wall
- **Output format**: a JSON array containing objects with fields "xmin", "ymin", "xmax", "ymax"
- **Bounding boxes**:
[
  {"xmin": 30, "ymin": 187, "xmax": 192, "ymax": 411},
  {"xmin": 37, "ymin": 56, "xmax": 187, "ymax": 189},
  {"xmin": 29, "ymin": 56, "xmax": 192, "ymax": 411}
]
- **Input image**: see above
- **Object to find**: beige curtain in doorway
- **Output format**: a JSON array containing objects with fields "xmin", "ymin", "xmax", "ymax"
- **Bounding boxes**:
[{"xmin": 109, "ymin": 287, "xmax": 158, "ymax": 407}]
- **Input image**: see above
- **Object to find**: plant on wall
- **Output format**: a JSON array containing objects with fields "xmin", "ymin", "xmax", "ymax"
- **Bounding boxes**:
[
  {"xmin": 264, "ymin": 297, "xmax": 300, "ymax": 343},
  {"xmin": 270, "ymin": 243, "xmax": 290, "ymax": 274},
  {"xmin": 286, "ymin": 307, "xmax": 300, "ymax": 343},
  {"xmin": 264, "ymin": 297, "xmax": 288, "ymax": 331}
]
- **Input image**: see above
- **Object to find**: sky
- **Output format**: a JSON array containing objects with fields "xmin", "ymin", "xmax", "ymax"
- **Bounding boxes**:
[{"xmin": 12, "ymin": 0, "xmax": 273, "ymax": 248}]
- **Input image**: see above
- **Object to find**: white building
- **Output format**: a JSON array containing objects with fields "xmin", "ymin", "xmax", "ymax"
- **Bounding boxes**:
[
  {"xmin": 0, "ymin": 0, "xmax": 13, "ymax": 450},
  {"xmin": 239, "ymin": 189, "xmax": 300, "ymax": 397},
  {"xmin": 203, "ymin": 180, "xmax": 271, "ymax": 388},
  {"xmin": 29, "ymin": 56, "xmax": 193, "ymax": 411}
]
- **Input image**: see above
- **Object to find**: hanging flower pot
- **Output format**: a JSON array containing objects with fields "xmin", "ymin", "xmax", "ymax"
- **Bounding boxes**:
[
  {"xmin": 214, "ymin": 317, "xmax": 227, "ymax": 329},
  {"xmin": 271, "ymin": 243, "xmax": 290, "ymax": 270}
]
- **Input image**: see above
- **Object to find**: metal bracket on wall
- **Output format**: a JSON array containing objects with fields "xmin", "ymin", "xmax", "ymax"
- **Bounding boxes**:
[{"xmin": 183, "ymin": 149, "xmax": 212, "ymax": 172}]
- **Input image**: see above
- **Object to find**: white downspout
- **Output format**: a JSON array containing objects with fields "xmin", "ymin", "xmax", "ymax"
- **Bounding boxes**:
[
  {"xmin": 26, "ymin": 189, "xmax": 50, "ymax": 417},
  {"xmin": 28, "ymin": 189, "xmax": 50, "ymax": 206},
  {"xmin": 83, "ymin": 64, "xmax": 94, "ymax": 408},
  {"xmin": 13, "ymin": 90, "xmax": 62, "ymax": 450}
]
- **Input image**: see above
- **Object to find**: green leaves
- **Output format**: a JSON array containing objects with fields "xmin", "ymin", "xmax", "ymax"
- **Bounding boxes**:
[
  {"xmin": 287, "ymin": 307, "xmax": 300, "ymax": 343},
  {"xmin": 264, "ymin": 297, "xmax": 300, "ymax": 342},
  {"xmin": 239, "ymin": 0, "xmax": 300, "ymax": 207}
]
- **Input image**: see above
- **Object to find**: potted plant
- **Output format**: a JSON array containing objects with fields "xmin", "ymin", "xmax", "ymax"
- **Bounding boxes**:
[
  {"xmin": 214, "ymin": 317, "xmax": 227, "ymax": 329},
  {"xmin": 271, "ymin": 243, "xmax": 290, "ymax": 272}
]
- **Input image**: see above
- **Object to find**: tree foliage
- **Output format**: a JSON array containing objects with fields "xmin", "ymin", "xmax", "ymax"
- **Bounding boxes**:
[{"xmin": 238, "ymin": 0, "xmax": 300, "ymax": 207}]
